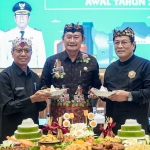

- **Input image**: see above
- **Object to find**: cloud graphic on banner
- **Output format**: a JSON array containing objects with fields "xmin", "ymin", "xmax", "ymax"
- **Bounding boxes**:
[{"xmin": 51, "ymin": 20, "xmax": 60, "ymax": 23}]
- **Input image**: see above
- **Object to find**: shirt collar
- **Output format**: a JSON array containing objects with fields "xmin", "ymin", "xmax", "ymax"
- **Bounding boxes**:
[
  {"xmin": 61, "ymin": 50, "xmax": 83, "ymax": 61},
  {"xmin": 118, "ymin": 54, "xmax": 135, "ymax": 66},
  {"xmin": 15, "ymin": 26, "xmax": 29, "ymax": 32},
  {"xmin": 12, "ymin": 62, "xmax": 31, "ymax": 76}
]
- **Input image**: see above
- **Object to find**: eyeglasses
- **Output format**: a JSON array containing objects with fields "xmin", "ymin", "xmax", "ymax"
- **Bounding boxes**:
[
  {"xmin": 114, "ymin": 41, "xmax": 131, "ymax": 47},
  {"xmin": 14, "ymin": 49, "xmax": 32, "ymax": 54}
]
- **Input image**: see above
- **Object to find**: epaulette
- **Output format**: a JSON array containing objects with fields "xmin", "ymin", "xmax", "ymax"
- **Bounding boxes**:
[
  {"xmin": 5, "ymin": 29, "xmax": 11, "ymax": 32},
  {"xmin": 34, "ymin": 28, "xmax": 41, "ymax": 31}
]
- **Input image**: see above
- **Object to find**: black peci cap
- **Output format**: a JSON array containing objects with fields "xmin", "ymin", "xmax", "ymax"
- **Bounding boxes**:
[{"xmin": 63, "ymin": 23, "xmax": 84, "ymax": 36}]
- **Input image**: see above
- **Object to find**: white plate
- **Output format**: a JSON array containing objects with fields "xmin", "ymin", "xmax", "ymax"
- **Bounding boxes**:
[
  {"xmin": 91, "ymin": 89, "xmax": 116, "ymax": 97},
  {"xmin": 44, "ymin": 89, "xmax": 66, "ymax": 96}
]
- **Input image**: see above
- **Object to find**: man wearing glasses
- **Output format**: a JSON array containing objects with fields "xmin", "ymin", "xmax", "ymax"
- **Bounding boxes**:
[
  {"xmin": 4, "ymin": 1, "xmax": 46, "ymax": 68},
  {"xmin": 101, "ymin": 27, "xmax": 150, "ymax": 135},
  {"xmin": 0, "ymin": 38, "xmax": 53, "ymax": 143}
]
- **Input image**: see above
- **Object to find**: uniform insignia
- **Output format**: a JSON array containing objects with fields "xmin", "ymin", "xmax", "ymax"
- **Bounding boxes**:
[
  {"xmin": 128, "ymin": 70, "xmax": 136, "ymax": 79},
  {"xmin": 19, "ymin": 3, "xmax": 25, "ymax": 10},
  {"xmin": 5, "ymin": 29, "xmax": 11, "ymax": 32},
  {"xmin": 34, "ymin": 28, "xmax": 41, "ymax": 31}
]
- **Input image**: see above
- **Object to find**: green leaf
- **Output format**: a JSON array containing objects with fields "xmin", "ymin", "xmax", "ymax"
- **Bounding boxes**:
[
  {"xmin": 68, "ymin": 101, "xmax": 71, "ymax": 104},
  {"xmin": 81, "ymin": 104, "xmax": 84, "ymax": 107},
  {"xmin": 71, "ymin": 100, "xmax": 75, "ymax": 103},
  {"xmin": 65, "ymin": 101, "xmax": 69, "ymax": 104},
  {"xmin": 30, "ymin": 146, "xmax": 40, "ymax": 150},
  {"xmin": 75, "ymin": 103, "xmax": 78, "ymax": 106},
  {"xmin": 65, "ymin": 103, "xmax": 68, "ymax": 106},
  {"xmin": 60, "ymin": 75, "xmax": 63, "ymax": 78},
  {"xmin": 61, "ymin": 72, "xmax": 66, "ymax": 75}
]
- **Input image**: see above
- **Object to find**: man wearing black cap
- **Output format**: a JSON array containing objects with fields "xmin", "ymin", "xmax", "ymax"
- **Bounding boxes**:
[
  {"xmin": 40, "ymin": 23, "xmax": 102, "ymax": 123},
  {"xmin": 4, "ymin": 1, "xmax": 46, "ymax": 68},
  {"xmin": 102, "ymin": 27, "xmax": 150, "ymax": 135}
]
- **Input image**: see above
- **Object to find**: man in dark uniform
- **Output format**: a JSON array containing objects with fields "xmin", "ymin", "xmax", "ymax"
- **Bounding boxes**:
[
  {"xmin": 4, "ymin": 1, "xmax": 46, "ymax": 68},
  {"xmin": 0, "ymin": 38, "xmax": 52, "ymax": 143},
  {"xmin": 103, "ymin": 27, "xmax": 150, "ymax": 134},
  {"xmin": 40, "ymin": 23, "xmax": 102, "ymax": 123}
]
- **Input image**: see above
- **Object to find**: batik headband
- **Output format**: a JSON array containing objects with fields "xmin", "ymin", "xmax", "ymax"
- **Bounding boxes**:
[{"xmin": 12, "ymin": 38, "xmax": 32, "ymax": 47}]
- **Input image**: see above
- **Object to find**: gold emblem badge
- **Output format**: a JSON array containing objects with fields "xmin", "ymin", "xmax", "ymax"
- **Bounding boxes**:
[{"xmin": 128, "ymin": 71, "xmax": 136, "ymax": 79}]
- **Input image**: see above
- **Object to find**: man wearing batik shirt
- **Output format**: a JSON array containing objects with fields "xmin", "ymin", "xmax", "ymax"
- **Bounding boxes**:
[
  {"xmin": 40, "ymin": 23, "xmax": 102, "ymax": 123},
  {"xmin": 0, "ymin": 38, "xmax": 54, "ymax": 143},
  {"xmin": 102, "ymin": 27, "xmax": 150, "ymax": 134}
]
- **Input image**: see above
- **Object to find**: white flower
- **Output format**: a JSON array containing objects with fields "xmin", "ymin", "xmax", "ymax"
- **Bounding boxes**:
[
  {"xmin": 70, "ymin": 123, "xmax": 87, "ymax": 131},
  {"xmin": 73, "ymin": 129, "xmax": 84, "ymax": 138}
]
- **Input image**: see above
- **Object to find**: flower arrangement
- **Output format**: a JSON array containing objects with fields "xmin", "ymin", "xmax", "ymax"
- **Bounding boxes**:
[{"xmin": 99, "ymin": 117, "xmax": 116, "ymax": 138}]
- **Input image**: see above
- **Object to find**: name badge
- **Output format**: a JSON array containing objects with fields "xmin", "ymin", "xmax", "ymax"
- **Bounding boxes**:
[{"xmin": 15, "ymin": 87, "xmax": 24, "ymax": 91}]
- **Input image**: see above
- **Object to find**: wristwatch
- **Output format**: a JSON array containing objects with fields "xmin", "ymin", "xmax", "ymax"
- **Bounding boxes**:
[{"xmin": 127, "ymin": 92, "xmax": 133, "ymax": 101}]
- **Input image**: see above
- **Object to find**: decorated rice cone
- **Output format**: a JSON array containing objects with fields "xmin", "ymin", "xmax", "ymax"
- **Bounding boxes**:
[
  {"xmin": 57, "ymin": 116, "xmax": 64, "ymax": 140},
  {"xmin": 48, "ymin": 116, "xmax": 53, "ymax": 134}
]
